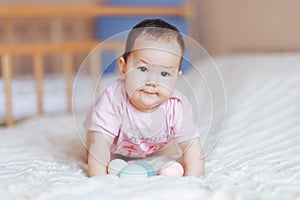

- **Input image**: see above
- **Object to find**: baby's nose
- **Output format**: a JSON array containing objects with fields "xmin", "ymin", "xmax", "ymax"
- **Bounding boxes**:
[
  {"xmin": 145, "ymin": 80, "xmax": 158, "ymax": 87},
  {"xmin": 145, "ymin": 72, "xmax": 159, "ymax": 87}
]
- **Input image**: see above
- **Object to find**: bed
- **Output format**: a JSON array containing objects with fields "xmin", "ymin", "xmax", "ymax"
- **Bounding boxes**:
[{"xmin": 1, "ymin": 52, "xmax": 299, "ymax": 200}]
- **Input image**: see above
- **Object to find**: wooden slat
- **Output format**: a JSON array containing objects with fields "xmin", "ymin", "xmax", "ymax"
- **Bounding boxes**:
[
  {"xmin": 33, "ymin": 53, "xmax": 44, "ymax": 115},
  {"xmin": 63, "ymin": 52, "xmax": 73, "ymax": 113},
  {"xmin": 1, "ymin": 53, "xmax": 13, "ymax": 126},
  {"xmin": 0, "ymin": 6, "xmax": 186, "ymax": 18},
  {"xmin": 0, "ymin": 40, "xmax": 124, "ymax": 55}
]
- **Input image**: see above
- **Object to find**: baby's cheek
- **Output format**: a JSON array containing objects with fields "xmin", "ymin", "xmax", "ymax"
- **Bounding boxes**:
[
  {"xmin": 160, "ymin": 84, "xmax": 174, "ymax": 95},
  {"xmin": 124, "ymin": 79, "xmax": 143, "ymax": 98},
  {"xmin": 159, "ymin": 89, "xmax": 173, "ymax": 101}
]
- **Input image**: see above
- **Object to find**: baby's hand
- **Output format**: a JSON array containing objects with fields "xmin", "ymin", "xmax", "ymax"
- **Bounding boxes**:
[
  {"xmin": 178, "ymin": 138, "xmax": 204, "ymax": 176},
  {"xmin": 87, "ymin": 131, "xmax": 114, "ymax": 177}
]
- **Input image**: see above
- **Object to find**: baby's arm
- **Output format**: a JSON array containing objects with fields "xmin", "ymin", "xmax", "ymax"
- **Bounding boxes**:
[
  {"xmin": 87, "ymin": 131, "xmax": 114, "ymax": 177},
  {"xmin": 178, "ymin": 138, "xmax": 204, "ymax": 176}
]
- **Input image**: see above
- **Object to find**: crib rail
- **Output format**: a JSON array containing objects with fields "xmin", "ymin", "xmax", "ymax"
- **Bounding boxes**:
[
  {"xmin": 0, "ymin": 40, "xmax": 125, "ymax": 126},
  {"xmin": 0, "ymin": 5, "xmax": 187, "ymax": 18}
]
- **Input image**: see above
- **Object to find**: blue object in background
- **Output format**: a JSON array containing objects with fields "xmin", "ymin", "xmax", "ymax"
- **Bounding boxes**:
[
  {"xmin": 102, "ymin": 51, "xmax": 118, "ymax": 74},
  {"xmin": 96, "ymin": 0, "xmax": 190, "ymax": 74}
]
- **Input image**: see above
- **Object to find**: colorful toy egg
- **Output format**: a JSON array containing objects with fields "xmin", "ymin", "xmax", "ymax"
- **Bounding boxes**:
[
  {"xmin": 107, "ymin": 159, "xmax": 128, "ymax": 176},
  {"xmin": 119, "ymin": 164, "xmax": 148, "ymax": 178},
  {"xmin": 136, "ymin": 162, "xmax": 156, "ymax": 177},
  {"xmin": 159, "ymin": 161, "xmax": 184, "ymax": 178}
]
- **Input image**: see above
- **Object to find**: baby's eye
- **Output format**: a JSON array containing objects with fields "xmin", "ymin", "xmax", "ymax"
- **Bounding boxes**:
[
  {"xmin": 137, "ymin": 66, "xmax": 148, "ymax": 72},
  {"xmin": 161, "ymin": 71, "xmax": 170, "ymax": 77}
]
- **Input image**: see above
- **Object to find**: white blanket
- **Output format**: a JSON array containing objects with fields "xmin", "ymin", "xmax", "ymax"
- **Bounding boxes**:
[{"xmin": 0, "ymin": 53, "xmax": 299, "ymax": 200}]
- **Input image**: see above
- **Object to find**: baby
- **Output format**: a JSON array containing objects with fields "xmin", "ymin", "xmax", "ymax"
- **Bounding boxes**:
[{"xmin": 87, "ymin": 19, "xmax": 204, "ymax": 177}]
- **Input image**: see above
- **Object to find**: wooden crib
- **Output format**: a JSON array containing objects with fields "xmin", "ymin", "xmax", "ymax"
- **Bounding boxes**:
[{"xmin": 0, "ymin": 1, "xmax": 197, "ymax": 126}]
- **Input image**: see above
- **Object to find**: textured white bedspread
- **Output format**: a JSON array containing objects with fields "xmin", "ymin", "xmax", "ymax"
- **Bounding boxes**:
[{"xmin": 0, "ymin": 54, "xmax": 299, "ymax": 200}]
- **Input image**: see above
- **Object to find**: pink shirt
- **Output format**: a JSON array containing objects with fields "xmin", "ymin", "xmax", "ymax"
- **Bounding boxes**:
[{"xmin": 88, "ymin": 78, "xmax": 199, "ymax": 158}]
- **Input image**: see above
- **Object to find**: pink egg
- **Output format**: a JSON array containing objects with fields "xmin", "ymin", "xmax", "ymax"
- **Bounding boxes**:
[{"xmin": 159, "ymin": 161, "xmax": 184, "ymax": 178}]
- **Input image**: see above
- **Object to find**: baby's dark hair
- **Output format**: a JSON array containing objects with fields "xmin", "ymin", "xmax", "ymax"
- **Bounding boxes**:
[{"xmin": 122, "ymin": 19, "xmax": 185, "ymax": 65}]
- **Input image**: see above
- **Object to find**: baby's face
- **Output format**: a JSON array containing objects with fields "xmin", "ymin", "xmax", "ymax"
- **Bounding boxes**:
[{"xmin": 119, "ymin": 38, "xmax": 182, "ymax": 112}]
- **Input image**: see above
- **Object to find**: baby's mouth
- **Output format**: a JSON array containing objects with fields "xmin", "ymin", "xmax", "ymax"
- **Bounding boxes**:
[{"xmin": 141, "ymin": 89, "xmax": 158, "ymax": 95}]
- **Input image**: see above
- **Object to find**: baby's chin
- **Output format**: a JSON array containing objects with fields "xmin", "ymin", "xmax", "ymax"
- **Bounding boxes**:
[
  {"xmin": 129, "ymin": 92, "xmax": 171, "ymax": 112},
  {"xmin": 130, "ymin": 98, "xmax": 161, "ymax": 112},
  {"xmin": 134, "ymin": 101, "xmax": 160, "ymax": 112}
]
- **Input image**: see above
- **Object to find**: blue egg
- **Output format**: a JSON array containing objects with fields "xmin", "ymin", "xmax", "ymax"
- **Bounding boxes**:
[
  {"xmin": 119, "ymin": 164, "xmax": 148, "ymax": 178},
  {"xmin": 136, "ymin": 162, "xmax": 156, "ymax": 177}
]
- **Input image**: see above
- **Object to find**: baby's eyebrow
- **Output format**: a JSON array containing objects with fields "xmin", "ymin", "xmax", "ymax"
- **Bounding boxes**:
[
  {"xmin": 138, "ymin": 58, "xmax": 149, "ymax": 64},
  {"xmin": 162, "ymin": 65, "xmax": 177, "ymax": 69},
  {"xmin": 158, "ymin": 65, "xmax": 179, "ymax": 71},
  {"xmin": 135, "ymin": 58, "xmax": 177, "ymax": 69},
  {"xmin": 133, "ymin": 58, "xmax": 149, "ymax": 66}
]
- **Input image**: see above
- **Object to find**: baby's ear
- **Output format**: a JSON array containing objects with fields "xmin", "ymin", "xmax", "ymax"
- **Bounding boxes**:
[{"xmin": 118, "ymin": 57, "xmax": 126, "ymax": 77}]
